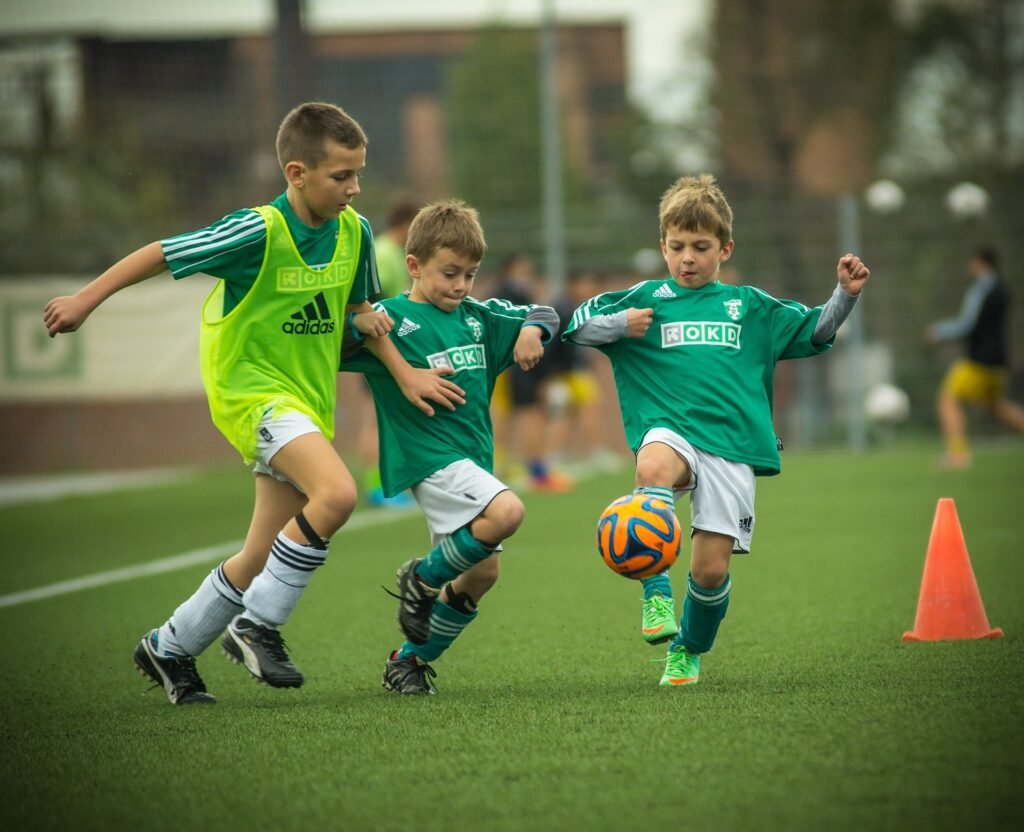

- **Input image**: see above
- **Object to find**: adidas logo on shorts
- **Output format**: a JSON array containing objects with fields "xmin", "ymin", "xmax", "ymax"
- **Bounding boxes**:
[
  {"xmin": 652, "ymin": 283, "xmax": 677, "ymax": 298},
  {"xmin": 396, "ymin": 318, "xmax": 421, "ymax": 337}
]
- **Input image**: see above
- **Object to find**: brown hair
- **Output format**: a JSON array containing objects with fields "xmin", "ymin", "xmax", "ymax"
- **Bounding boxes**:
[
  {"xmin": 659, "ymin": 174, "xmax": 733, "ymax": 245},
  {"xmin": 406, "ymin": 200, "xmax": 487, "ymax": 263},
  {"xmin": 275, "ymin": 102, "xmax": 367, "ymax": 171}
]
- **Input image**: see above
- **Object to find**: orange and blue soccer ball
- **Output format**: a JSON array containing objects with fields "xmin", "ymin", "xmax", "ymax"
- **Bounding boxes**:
[{"xmin": 596, "ymin": 493, "xmax": 682, "ymax": 579}]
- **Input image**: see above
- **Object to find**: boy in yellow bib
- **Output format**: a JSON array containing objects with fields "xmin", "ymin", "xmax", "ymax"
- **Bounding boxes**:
[{"xmin": 43, "ymin": 102, "xmax": 463, "ymax": 705}]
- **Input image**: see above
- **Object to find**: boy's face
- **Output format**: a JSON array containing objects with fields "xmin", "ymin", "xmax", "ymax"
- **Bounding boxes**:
[
  {"xmin": 660, "ymin": 226, "xmax": 733, "ymax": 290},
  {"xmin": 407, "ymin": 247, "xmax": 481, "ymax": 312},
  {"xmin": 287, "ymin": 140, "xmax": 366, "ymax": 225}
]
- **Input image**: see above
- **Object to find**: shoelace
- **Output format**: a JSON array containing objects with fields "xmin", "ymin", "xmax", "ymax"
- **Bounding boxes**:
[
  {"xmin": 644, "ymin": 594, "xmax": 673, "ymax": 618},
  {"xmin": 652, "ymin": 649, "xmax": 692, "ymax": 671},
  {"xmin": 252, "ymin": 625, "xmax": 292, "ymax": 663},
  {"xmin": 408, "ymin": 660, "xmax": 438, "ymax": 691},
  {"xmin": 144, "ymin": 656, "xmax": 206, "ymax": 695},
  {"xmin": 174, "ymin": 657, "xmax": 208, "ymax": 691}
]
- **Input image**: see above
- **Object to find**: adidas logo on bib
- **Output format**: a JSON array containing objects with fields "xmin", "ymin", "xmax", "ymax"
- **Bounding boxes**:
[
  {"xmin": 396, "ymin": 318, "xmax": 421, "ymax": 337},
  {"xmin": 652, "ymin": 283, "xmax": 677, "ymax": 299},
  {"xmin": 282, "ymin": 292, "xmax": 336, "ymax": 335}
]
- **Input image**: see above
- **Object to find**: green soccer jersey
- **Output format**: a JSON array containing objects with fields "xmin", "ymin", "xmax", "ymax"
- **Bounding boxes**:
[
  {"xmin": 343, "ymin": 295, "xmax": 552, "ymax": 496},
  {"xmin": 563, "ymin": 278, "xmax": 832, "ymax": 476}
]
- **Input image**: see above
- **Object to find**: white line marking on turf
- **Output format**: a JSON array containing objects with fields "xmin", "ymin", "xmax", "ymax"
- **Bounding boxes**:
[
  {"xmin": 0, "ymin": 458, "xmax": 630, "ymax": 610},
  {"xmin": 0, "ymin": 506, "xmax": 420, "ymax": 609},
  {"xmin": 0, "ymin": 468, "xmax": 195, "ymax": 508}
]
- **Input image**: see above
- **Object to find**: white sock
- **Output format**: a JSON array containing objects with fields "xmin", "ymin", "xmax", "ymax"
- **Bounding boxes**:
[
  {"xmin": 157, "ymin": 563, "xmax": 243, "ymax": 657},
  {"xmin": 241, "ymin": 532, "xmax": 327, "ymax": 627}
]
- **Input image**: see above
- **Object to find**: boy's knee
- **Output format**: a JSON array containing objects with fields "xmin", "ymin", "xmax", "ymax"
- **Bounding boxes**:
[
  {"xmin": 492, "ymin": 491, "xmax": 525, "ymax": 537},
  {"xmin": 316, "ymin": 480, "xmax": 357, "ymax": 527},
  {"xmin": 635, "ymin": 453, "xmax": 688, "ymax": 488},
  {"xmin": 691, "ymin": 562, "xmax": 729, "ymax": 589}
]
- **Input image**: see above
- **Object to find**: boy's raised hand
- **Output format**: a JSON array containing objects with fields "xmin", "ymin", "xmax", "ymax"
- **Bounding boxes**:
[
  {"xmin": 397, "ymin": 367, "xmax": 466, "ymax": 417},
  {"xmin": 837, "ymin": 253, "xmax": 870, "ymax": 296},
  {"xmin": 513, "ymin": 325, "xmax": 545, "ymax": 370},
  {"xmin": 627, "ymin": 307, "xmax": 654, "ymax": 338}
]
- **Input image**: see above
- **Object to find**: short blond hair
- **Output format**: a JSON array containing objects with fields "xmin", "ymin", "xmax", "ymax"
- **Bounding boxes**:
[
  {"xmin": 659, "ymin": 174, "xmax": 733, "ymax": 245},
  {"xmin": 276, "ymin": 102, "xmax": 367, "ymax": 171},
  {"xmin": 406, "ymin": 200, "xmax": 487, "ymax": 263}
]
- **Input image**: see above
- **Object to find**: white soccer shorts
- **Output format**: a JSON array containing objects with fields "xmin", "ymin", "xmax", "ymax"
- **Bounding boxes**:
[
  {"xmin": 640, "ymin": 427, "xmax": 756, "ymax": 554},
  {"xmin": 412, "ymin": 459, "xmax": 509, "ymax": 548}
]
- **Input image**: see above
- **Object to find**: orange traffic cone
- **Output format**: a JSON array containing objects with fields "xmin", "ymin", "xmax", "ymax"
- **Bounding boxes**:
[{"xmin": 903, "ymin": 498, "xmax": 1003, "ymax": 642}]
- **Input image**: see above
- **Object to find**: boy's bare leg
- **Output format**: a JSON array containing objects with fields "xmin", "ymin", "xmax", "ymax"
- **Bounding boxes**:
[
  {"xmin": 224, "ymin": 432, "xmax": 357, "ymax": 687},
  {"xmin": 937, "ymin": 390, "xmax": 971, "ymax": 467},
  {"xmin": 993, "ymin": 397, "xmax": 1024, "ymax": 432},
  {"xmin": 222, "ymin": 474, "xmax": 307, "ymax": 590},
  {"xmin": 136, "ymin": 475, "xmax": 307, "ymax": 705}
]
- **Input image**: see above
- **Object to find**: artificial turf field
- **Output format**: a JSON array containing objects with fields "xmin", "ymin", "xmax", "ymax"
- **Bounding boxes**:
[{"xmin": 1, "ymin": 443, "xmax": 1021, "ymax": 832}]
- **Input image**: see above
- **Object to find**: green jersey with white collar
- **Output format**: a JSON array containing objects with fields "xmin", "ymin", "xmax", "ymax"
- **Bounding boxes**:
[
  {"xmin": 563, "ymin": 278, "xmax": 831, "ymax": 476},
  {"xmin": 343, "ymin": 295, "xmax": 557, "ymax": 495}
]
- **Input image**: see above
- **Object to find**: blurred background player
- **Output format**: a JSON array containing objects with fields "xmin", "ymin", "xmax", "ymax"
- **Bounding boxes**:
[
  {"xmin": 489, "ymin": 253, "xmax": 572, "ymax": 491},
  {"xmin": 43, "ymin": 102, "xmax": 463, "ymax": 705},
  {"xmin": 563, "ymin": 174, "xmax": 870, "ymax": 687},
  {"xmin": 926, "ymin": 245, "xmax": 1024, "ymax": 469},
  {"xmin": 342, "ymin": 200, "xmax": 558, "ymax": 694},
  {"xmin": 358, "ymin": 194, "xmax": 422, "ymax": 507},
  {"xmin": 543, "ymin": 269, "xmax": 620, "ymax": 474}
]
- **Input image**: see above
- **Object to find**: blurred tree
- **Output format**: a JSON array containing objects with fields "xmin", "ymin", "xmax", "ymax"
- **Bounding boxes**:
[
  {"xmin": 446, "ymin": 24, "xmax": 596, "ymax": 267},
  {"xmin": 714, "ymin": 0, "xmax": 905, "ymax": 295},
  {"xmin": 447, "ymin": 26, "xmax": 544, "ymax": 228}
]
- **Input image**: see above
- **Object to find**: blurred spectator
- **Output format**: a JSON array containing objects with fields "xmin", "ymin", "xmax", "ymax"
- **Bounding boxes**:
[
  {"xmin": 359, "ymin": 195, "xmax": 422, "ymax": 506},
  {"xmin": 489, "ymin": 254, "xmax": 572, "ymax": 491},
  {"xmin": 544, "ymin": 270, "xmax": 622, "ymax": 471},
  {"xmin": 926, "ymin": 245, "xmax": 1024, "ymax": 468}
]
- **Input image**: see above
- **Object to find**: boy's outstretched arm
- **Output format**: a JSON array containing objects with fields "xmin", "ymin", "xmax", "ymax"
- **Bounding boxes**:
[
  {"xmin": 837, "ymin": 253, "xmax": 870, "ymax": 296},
  {"xmin": 566, "ymin": 307, "xmax": 653, "ymax": 345},
  {"xmin": 811, "ymin": 254, "xmax": 871, "ymax": 345},
  {"xmin": 43, "ymin": 241, "xmax": 168, "ymax": 337},
  {"xmin": 348, "ymin": 301, "xmax": 466, "ymax": 417}
]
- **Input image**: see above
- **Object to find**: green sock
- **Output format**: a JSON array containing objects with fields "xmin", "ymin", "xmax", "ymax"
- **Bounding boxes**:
[
  {"xmin": 404, "ymin": 597, "xmax": 478, "ymax": 663},
  {"xmin": 415, "ymin": 526, "xmax": 495, "ymax": 587},
  {"xmin": 672, "ymin": 572, "xmax": 730, "ymax": 654},
  {"xmin": 634, "ymin": 485, "xmax": 674, "ymax": 503},
  {"xmin": 641, "ymin": 572, "xmax": 672, "ymax": 600}
]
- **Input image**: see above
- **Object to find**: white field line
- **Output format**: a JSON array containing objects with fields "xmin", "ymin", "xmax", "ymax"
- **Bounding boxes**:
[
  {"xmin": 0, "ymin": 506, "xmax": 419, "ymax": 609},
  {"xmin": 0, "ymin": 468, "xmax": 195, "ymax": 507},
  {"xmin": 0, "ymin": 457, "xmax": 627, "ymax": 610}
]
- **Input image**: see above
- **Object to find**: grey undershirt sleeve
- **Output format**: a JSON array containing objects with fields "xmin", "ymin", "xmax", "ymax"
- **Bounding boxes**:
[
  {"xmin": 812, "ymin": 285, "xmax": 859, "ymax": 345},
  {"xmin": 567, "ymin": 310, "xmax": 629, "ymax": 346},
  {"xmin": 523, "ymin": 304, "xmax": 561, "ymax": 342}
]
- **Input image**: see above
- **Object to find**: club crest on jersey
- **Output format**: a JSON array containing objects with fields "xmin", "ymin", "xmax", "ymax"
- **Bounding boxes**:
[
  {"xmin": 723, "ymin": 299, "xmax": 743, "ymax": 321},
  {"xmin": 661, "ymin": 321, "xmax": 741, "ymax": 350},
  {"xmin": 427, "ymin": 344, "xmax": 487, "ymax": 372},
  {"xmin": 467, "ymin": 316, "xmax": 483, "ymax": 342}
]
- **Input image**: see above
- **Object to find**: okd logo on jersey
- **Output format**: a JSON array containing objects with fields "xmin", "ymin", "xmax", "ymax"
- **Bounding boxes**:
[
  {"xmin": 282, "ymin": 292, "xmax": 336, "ymax": 335},
  {"xmin": 661, "ymin": 321, "xmax": 741, "ymax": 350},
  {"xmin": 426, "ymin": 344, "xmax": 487, "ymax": 371}
]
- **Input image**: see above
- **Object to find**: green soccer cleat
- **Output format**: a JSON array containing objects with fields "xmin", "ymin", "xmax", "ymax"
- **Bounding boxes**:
[
  {"xmin": 659, "ymin": 646, "xmax": 700, "ymax": 687},
  {"xmin": 641, "ymin": 593, "xmax": 679, "ymax": 645}
]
